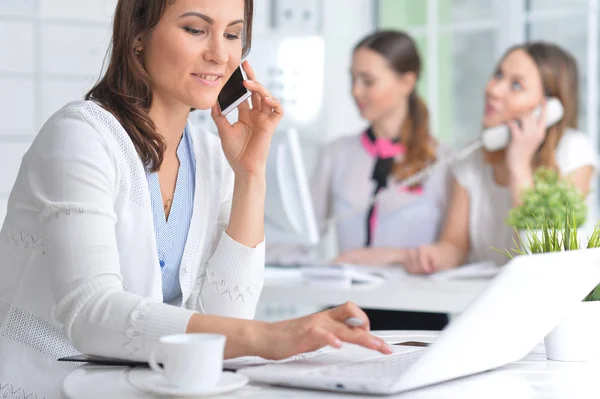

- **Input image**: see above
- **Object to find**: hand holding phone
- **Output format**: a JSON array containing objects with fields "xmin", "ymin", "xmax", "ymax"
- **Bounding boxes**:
[
  {"xmin": 482, "ymin": 97, "xmax": 564, "ymax": 151},
  {"xmin": 211, "ymin": 61, "xmax": 284, "ymax": 175}
]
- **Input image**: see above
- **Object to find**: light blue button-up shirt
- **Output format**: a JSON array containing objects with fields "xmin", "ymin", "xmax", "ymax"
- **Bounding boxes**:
[{"xmin": 147, "ymin": 126, "xmax": 196, "ymax": 303}]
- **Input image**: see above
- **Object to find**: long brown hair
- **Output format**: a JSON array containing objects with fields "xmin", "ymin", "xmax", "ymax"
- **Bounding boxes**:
[
  {"xmin": 484, "ymin": 42, "xmax": 579, "ymax": 170},
  {"xmin": 354, "ymin": 30, "xmax": 436, "ymax": 182},
  {"xmin": 86, "ymin": 0, "xmax": 254, "ymax": 172}
]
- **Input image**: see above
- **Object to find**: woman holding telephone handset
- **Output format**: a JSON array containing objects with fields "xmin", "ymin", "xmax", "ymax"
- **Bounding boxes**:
[
  {"xmin": 0, "ymin": 1, "xmax": 390, "ymax": 397},
  {"xmin": 403, "ymin": 42, "xmax": 598, "ymax": 273}
]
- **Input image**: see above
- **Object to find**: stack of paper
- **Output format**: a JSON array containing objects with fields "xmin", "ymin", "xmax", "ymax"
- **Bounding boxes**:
[
  {"xmin": 301, "ymin": 264, "xmax": 385, "ymax": 287},
  {"xmin": 428, "ymin": 262, "xmax": 501, "ymax": 280}
]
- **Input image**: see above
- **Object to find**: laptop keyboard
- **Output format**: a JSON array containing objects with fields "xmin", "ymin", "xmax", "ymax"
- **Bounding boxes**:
[{"xmin": 313, "ymin": 349, "xmax": 424, "ymax": 380}]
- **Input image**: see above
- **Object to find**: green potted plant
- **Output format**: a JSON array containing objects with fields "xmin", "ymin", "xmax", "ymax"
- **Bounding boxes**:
[
  {"xmin": 507, "ymin": 168, "xmax": 587, "ymax": 251},
  {"xmin": 498, "ymin": 209, "xmax": 600, "ymax": 361}
]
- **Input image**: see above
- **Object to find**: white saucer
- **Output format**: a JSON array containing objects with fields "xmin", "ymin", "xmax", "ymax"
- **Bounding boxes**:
[{"xmin": 128, "ymin": 368, "xmax": 249, "ymax": 397}]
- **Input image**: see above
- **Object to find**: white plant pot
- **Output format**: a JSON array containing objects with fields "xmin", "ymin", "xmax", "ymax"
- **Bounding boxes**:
[
  {"xmin": 544, "ymin": 301, "xmax": 600, "ymax": 361},
  {"xmin": 518, "ymin": 229, "xmax": 536, "ymax": 252}
]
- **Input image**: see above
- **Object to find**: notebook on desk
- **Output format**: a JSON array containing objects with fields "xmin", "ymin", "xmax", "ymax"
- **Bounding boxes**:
[
  {"xmin": 242, "ymin": 249, "xmax": 600, "ymax": 395},
  {"xmin": 266, "ymin": 261, "xmax": 501, "ymax": 284},
  {"xmin": 58, "ymin": 354, "xmax": 149, "ymax": 367},
  {"xmin": 57, "ymin": 354, "xmax": 237, "ymax": 372},
  {"xmin": 265, "ymin": 263, "xmax": 385, "ymax": 286}
]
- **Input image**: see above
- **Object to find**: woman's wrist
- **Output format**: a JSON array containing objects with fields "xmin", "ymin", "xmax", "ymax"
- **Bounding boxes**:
[
  {"xmin": 245, "ymin": 321, "xmax": 271, "ymax": 358},
  {"xmin": 508, "ymin": 163, "xmax": 534, "ymax": 182},
  {"xmin": 227, "ymin": 171, "xmax": 267, "ymax": 248},
  {"xmin": 234, "ymin": 168, "xmax": 267, "ymax": 184},
  {"xmin": 508, "ymin": 165, "xmax": 534, "ymax": 206},
  {"xmin": 238, "ymin": 319, "xmax": 267, "ymax": 358},
  {"xmin": 388, "ymin": 248, "xmax": 407, "ymax": 265},
  {"xmin": 437, "ymin": 241, "xmax": 466, "ymax": 270},
  {"xmin": 233, "ymin": 171, "xmax": 267, "ymax": 199},
  {"xmin": 186, "ymin": 313, "xmax": 268, "ymax": 359}
]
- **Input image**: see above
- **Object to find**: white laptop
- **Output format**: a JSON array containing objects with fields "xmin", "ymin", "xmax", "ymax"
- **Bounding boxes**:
[{"xmin": 241, "ymin": 249, "xmax": 600, "ymax": 395}]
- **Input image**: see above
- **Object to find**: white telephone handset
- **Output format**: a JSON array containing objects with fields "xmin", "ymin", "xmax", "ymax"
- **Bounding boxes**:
[{"xmin": 481, "ymin": 97, "xmax": 564, "ymax": 151}]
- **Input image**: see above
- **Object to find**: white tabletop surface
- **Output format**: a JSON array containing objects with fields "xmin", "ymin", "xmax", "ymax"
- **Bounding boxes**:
[
  {"xmin": 62, "ymin": 331, "xmax": 600, "ymax": 398},
  {"xmin": 260, "ymin": 274, "xmax": 491, "ymax": 314}
]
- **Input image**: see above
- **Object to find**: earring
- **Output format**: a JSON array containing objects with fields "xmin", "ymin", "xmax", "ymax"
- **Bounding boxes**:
[{"xmin": 134, "ymin": 46, "xmax": 143, "ymax": 55}]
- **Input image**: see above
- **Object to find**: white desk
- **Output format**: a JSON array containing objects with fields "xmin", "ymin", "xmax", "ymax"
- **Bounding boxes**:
[
  {"xmin": 259, "ymin": 274, "xmax": 491, "ymax": 314},
  {"xmin": 62, "ymin": 331, "xmax": 597, "ymax": 398}
]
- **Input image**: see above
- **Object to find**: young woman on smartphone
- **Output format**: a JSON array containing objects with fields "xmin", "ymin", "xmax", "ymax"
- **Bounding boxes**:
[
  {"xmin": 403, "ymin": 42, "xmax": 598, "ymax": 273},
  {"xmin": 0, "ymin": 1, "xmax": 390, "ymax": 397}
]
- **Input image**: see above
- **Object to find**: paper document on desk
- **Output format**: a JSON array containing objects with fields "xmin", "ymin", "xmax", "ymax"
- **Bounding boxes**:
[
  {"xmin": 283, "ymin": 262, "xmax": 499, "ymax": 282},
  {"xmin": 224, "ymin": 348, "xmax": 330, "ymax": 370},
  {"xmin": 302, "ymin": 264, "xmax": 385, "ymax": 285},
  {"xmin": 428, "ymin": 261, "xmax": 500, "ymax": 280},
  {"xmin": 362, "ymin": 262, "xmax": 500, "ymax": 280},
  {"xmin": 359, "ymin": 262, "xmax": 500, "ymax": 280},
  {"xmin": 264, "ymin": 263, "xmax": 386, "ymax": 287},
  {"xmin": 356, "ymin": 265, "xmax": 409, "ymax": 280}
]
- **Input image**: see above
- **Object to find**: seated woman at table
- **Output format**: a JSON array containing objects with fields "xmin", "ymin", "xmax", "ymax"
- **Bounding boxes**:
[
  {"xmin": 312, "ymin": 30, "xmax": 453, "ymax": 267},
  {"xmin": 0, "ymin": 1, "xmax": 390, "ymax": 398},
  {"xmin": 403, "ymin": 41, "xmax": 598, "ymax": 273},
  {"xmin": 303, "ymin": 30, "xmax": 454, "ymax": 331}
]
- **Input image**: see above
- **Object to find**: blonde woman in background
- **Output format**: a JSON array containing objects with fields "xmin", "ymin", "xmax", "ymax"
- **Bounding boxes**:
[{"xmin": 404, "ymin": 42, "xmax": 598, "ymax": 273}]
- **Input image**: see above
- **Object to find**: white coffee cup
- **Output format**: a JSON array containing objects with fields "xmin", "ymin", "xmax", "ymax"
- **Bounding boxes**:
[{"xmin": 148, "ymin": 333, "xmax": 226, "ymax": 390}]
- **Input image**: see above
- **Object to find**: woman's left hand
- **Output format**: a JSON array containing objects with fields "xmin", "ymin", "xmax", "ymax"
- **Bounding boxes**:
[
  {"xmin": 333, "ymin": 247, "xmax": 403, "ymax": 266},
  {"xmin": 212, "ymin": 60, "xmax": 284, "ymax": 176},
  {"xmin": 505, "ymin": 100, "xmax": 547, "ymax": 173}
]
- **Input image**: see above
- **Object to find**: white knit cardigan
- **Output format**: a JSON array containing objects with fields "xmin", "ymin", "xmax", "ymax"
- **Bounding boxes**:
[{"xmin": 0, "ymin": 101, "xmax": 265, "ymax": 399}]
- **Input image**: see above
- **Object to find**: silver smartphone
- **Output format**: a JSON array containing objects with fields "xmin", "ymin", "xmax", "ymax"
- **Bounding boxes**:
[{"xmin": 218, "ymin": 65, "xmax": 252, "ymax": 115}]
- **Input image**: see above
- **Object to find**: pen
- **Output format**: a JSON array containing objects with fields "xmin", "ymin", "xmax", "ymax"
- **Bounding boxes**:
[{"xmin": 345, "ymin": 317, "xmax": 365, "ymax": 327}]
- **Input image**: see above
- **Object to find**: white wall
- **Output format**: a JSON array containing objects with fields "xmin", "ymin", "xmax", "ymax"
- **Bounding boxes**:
[
  {"xmin": 0, "ymin": 0, "xmax": 116, "ymax": 224},
  {"xmin": 322, "ymin": 0, "xmax": 374, "ymax": 143},
  {"xmin": 314, "ymin": 0, "xmax": 375, "ymax": 260}
]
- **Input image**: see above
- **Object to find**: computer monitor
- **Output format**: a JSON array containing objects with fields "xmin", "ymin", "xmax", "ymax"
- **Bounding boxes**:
[{"xmin": 265, "ymin": 128, "xmax": 319, "ymax": 246}]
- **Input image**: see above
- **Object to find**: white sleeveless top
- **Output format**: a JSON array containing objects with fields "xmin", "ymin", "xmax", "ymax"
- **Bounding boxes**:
[{"xmin": 453, "ymin": 129, "xmax": 598, "ymax": 266}]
